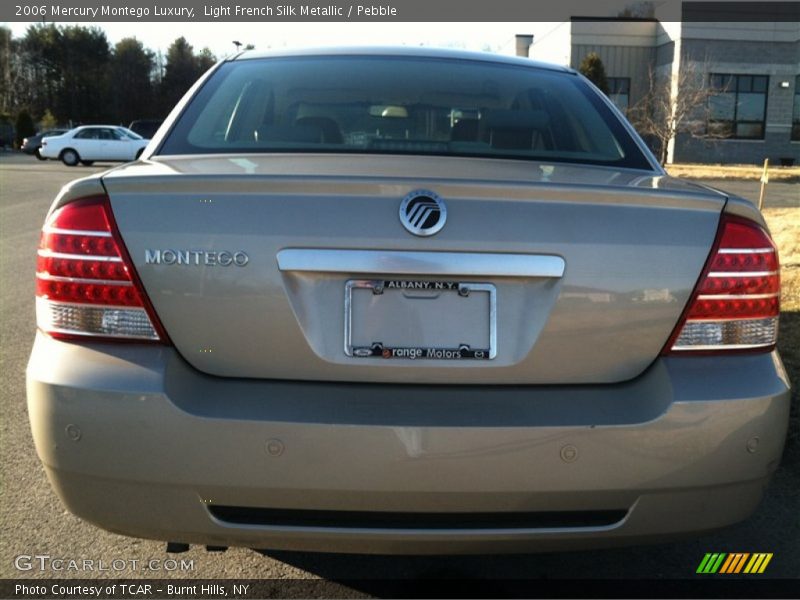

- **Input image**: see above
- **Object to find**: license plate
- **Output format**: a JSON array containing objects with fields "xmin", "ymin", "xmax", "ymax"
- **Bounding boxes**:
[{"xmin": 345, "ymin": 280, "xmax": 496, "ymax": 360}]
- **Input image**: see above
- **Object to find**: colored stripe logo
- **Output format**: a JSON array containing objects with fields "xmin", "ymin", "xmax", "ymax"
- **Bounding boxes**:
[{"xmin": 697, "ymin": 553, "xmax": 773, "ymax": 574}]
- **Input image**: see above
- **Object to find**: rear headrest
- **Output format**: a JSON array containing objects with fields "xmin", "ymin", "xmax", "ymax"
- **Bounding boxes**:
[
  {"xmin": 484, "ymin": 109, "xmax": 549, "ymax": 131},
  {"xmin": 295, "ymin": 117, "xmax": 343, "ymax": 144},
  {"xmin": 451, "ymin": 119, "xmax": 479, "ymax": 142},
  {"xmin": 255, "ymin": 124, "xmax": 323, "ymax": 144}
]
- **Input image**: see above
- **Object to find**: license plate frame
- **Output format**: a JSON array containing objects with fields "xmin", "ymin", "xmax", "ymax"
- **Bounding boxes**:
[{"xmin": 344, "ymin": 279, "xmax": 496, "ymax": 360}]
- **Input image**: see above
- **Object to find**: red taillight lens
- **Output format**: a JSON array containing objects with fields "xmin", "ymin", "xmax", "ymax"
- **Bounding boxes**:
[
  {"xmin": 36, "ymin": 196, "xmax": 167, "ymax": 342},
  {"xmin": 663, "ymin": 214, "xmax": 779, "ymax": 354}
]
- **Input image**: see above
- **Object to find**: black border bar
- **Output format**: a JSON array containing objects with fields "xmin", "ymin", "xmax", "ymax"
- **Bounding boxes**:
[{"xmin": 2, "ymin": 1, "xmax": 799, "ymax": 22}]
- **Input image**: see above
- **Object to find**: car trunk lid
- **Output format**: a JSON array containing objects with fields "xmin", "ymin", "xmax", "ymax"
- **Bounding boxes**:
[{"xmin": 101, "ymin": 154, "xmax": 725, "ymax": 384}]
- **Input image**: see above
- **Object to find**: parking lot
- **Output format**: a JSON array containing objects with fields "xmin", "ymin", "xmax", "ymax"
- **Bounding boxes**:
[{"xmin": 0, "ymin": 152, "xmax": 797, "ymax": 590}]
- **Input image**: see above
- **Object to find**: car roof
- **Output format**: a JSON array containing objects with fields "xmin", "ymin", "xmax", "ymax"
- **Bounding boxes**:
[
  {"xmin": 74, "ymin": 125, "xmax": 124, "ymax": 130},
  {"xmin": 233, "ymin": 46, "xmax": 575, "ymax": 74}
]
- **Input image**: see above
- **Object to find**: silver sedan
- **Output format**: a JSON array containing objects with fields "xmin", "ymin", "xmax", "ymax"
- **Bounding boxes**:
[{"xmin": 27, "ymin": 47, "xmax": 790, "ymax": 554}]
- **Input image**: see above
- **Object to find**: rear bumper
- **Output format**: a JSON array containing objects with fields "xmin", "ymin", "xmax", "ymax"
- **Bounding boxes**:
[{"xmin": 27, "ymin": 333, "xmax": 791, "ymax": 554}]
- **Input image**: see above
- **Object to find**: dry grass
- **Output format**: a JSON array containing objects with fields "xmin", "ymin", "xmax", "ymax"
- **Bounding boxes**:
[
  {"xmin": 763, "ymin": 208, "xmax": 799, "ymax": 451},
  {"xmin": 667, "ymin": 164, "xmax": 800, "ymax": 182},
  {"xmin": 764, "ymin": 207, "xmax": 800, "ymax": 311}
]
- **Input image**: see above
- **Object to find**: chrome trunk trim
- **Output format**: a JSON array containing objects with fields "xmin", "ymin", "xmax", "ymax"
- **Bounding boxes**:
[{"xmin": 277, "ymin": 249, "xmax": 565, "ymax": 278}]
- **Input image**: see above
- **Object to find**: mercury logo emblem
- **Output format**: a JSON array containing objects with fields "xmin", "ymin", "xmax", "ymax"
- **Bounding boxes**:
[{"xmin": 399, "ymin": 190, "xmax": 446, "ymax": 236}]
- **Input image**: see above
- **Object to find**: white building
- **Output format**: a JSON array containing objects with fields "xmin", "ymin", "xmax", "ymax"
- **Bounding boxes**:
[{"xmin": 514, "ymin": 10, "xmax": 800, "ymax": 165}]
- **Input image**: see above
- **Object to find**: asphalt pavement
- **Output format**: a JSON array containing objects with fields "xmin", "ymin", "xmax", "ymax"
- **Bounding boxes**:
[{"xmin": 0, "ymin": 152, "xmax": 797, "ymax": 591}]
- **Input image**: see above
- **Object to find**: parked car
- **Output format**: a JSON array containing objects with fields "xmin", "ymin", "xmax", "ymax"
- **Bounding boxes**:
[
  {"xmin": 128, "ymin": 119, "xmax": 165, "ymax": 139},
  {"xmin": 21, "ymin": 129, "xmax": 69, "ymax": 160},
  {"xmin": 39, "ymin": 125, "xmax": 149, "ymax": 166},
  {"xmin": 28, "ymin": 48, "xmax": 789, "ymax": 554}
]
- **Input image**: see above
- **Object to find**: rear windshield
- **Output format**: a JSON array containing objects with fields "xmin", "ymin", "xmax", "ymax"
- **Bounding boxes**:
[
  {"xmin": 119, "ymin": 128, "xmax": 143, "ymax": 140},
  {"xmin": 158, "ymin": 55, "xmax": 652, "ymax": 169}
]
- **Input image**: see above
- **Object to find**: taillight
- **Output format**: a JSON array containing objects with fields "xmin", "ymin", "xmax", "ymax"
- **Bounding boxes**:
[
  {"xmin": 663, "ymin": 214, "xmax": 779, "ymax": 354},
  {"xmin": 36, "ymin": 195, "xmax": 167, "ymax": 342}
]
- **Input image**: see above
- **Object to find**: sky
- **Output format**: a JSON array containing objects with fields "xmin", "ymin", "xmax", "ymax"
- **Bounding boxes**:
[{"xmin": 2, "ymin": 21, "xmax": 570, "ymax": 60}]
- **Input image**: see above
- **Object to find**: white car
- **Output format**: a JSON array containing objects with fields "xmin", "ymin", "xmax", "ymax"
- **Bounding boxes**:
[{"xmin": 40, "ymin": 125, "xmax": 149, "ymax": 166}]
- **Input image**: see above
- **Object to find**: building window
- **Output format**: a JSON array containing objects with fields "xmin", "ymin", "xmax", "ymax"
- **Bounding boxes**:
[
  {"xmin": 792, "ymin": 75, "xmax": 800, "ymax": 141},
  {"xmin": 707, "ymin": 74, "xmax": 768, "ymax": 140},
  {"xmin": 607, "ymin": 78, "xmax": 631, "ymax": 113}
]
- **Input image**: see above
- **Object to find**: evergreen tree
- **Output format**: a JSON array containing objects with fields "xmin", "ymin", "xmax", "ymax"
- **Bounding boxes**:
[
  {"xmin": 579, "ymin": 53, "xmax": 610, "ymax": 95},
  {"xmin": 111, "ymin": 38, "xmax": 155, "ymax": 123},
  {"xmin": 57, "ymin": 26, "xmax": 111, "ymax": 122},
  {"xmin": 160, "ymin": 37, "xmax": 198, "ymax": 114},
  {"xmin": 196, "ymin": 47, "xmax": 216, "ymax": 73},
  {"xmin": 15, "ymin": 109, "xmax": 35, "ymax": 145}
]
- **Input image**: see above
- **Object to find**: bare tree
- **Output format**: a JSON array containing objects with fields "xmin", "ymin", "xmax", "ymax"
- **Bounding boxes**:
[
  {"xmin": 628, "ymin": 60, "xmax": 720, "ymax": 165},
  {"xmin": 618, "ymin": 1, "xmax": 656, "ymax": 18}
]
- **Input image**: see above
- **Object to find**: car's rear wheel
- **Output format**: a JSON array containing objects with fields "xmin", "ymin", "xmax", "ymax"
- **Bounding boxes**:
[
  {"xmin": 135, "ymin": 148, "xmax": 144, "ymax": 160},
  {"xmin": 80, "ymin": 160, "xmax": 94, "ymax": 166},
  {"xmin": 35, "ymin": 148, "xmax": 46, "ymax": 161},
  {"xmin": 60, "ymin": 149, "xmax": 80, "ymax": 167}
]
